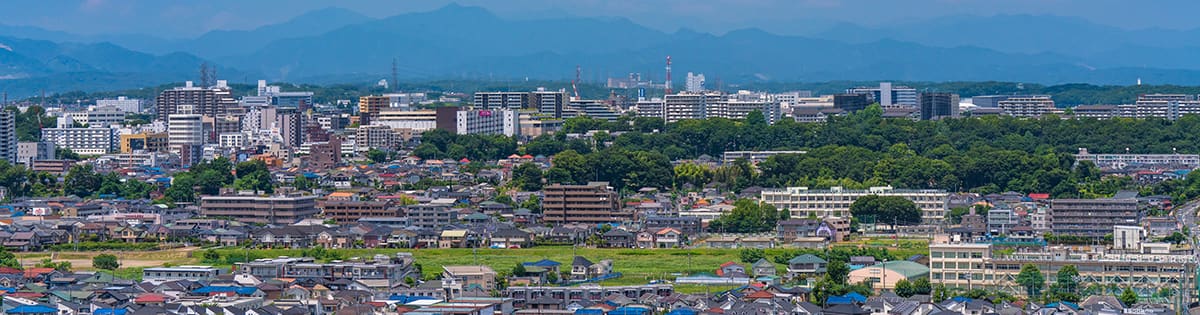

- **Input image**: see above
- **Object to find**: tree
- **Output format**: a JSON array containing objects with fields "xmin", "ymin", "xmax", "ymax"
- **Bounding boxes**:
[
  {"xmin": 1055, "ymin": 264, "xmax": 1080, "ymax": 296},
  {"xmin": 367, "ymin": 148, "xmax": 389, "ymax": 163},
  {"xmin": 1015, "ymin": 264, "xmax": 1045, "ymax": 297},
  {"xmin": 826, "ymin": 260, "xmax": 849, "ymax": 284},
  {"xmin": 894, "ymin": 279, "xmax": 915, "ymax": 297},
  {"xmin": 913, "ymin": 277, "xmax": 932, "ymax": 295},
  {"xmin": 739, "ymin": 248, "xmax": 765, "ymax": 263},
  {"xmin": 202, "ymin": 250, "xmax": 220, "ymax": 263},
  {"xmin": 63, "ymin": 165, "xmax": 100, "ymax": 197},
  {"xmin": 709, "ymin": 199, "xmax": 779, "ymax": 233},
  {"xmin": 234, "ymin": 160, "xmax": 273, "ymax": 193},
  {"xmin": 519, "ymin": 195, "xmax": 542, "ymax": 213},
  {"xmin": 293, "ymin": 175, "xmax": 313, "ymax": 190},
  {"xmin": 849, "ymin": 195, "xmax": 922, "ymax": 227},
  {"xmin": 511, "ymin": 163, "xmax": 544, "ymax": 191},
  {"xmin": 674, "ymin": 162, "xmax": 712, "ymax": 189},
  {"xmin": 512, "ymin": 263, "xmax": 527, "ymax": 277},
  {"xmin": 93, "ymin": 254, "xmax": 120, "ymax": 270},
  {"xmin": 0, "ymin": 247, "xmax": 20, "ymax": 269},
  {"xmin": 36, "ymin": 258, "xmax": 70, "ymax": 272},
  {"xmin": 1119, "ymin": 287, "xmax": 1138, "ymax": 306}
]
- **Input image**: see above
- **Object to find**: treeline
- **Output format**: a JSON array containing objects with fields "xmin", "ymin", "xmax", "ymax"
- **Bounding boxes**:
[{"xmin": 443, "ymin": 106, "xmax": 1200, "ymax": 198}]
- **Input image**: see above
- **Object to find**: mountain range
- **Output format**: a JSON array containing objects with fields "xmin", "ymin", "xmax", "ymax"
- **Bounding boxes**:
[{"xmin": 3, "ymin": 4, "xmax": 1200, "ymax": 97}]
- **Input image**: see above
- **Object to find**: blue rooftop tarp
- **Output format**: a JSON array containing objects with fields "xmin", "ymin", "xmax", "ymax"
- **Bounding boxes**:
[
  {"xmin": 0, "ymin": 286, "xmax": 16, "ymax": 293},
  {"xmin": 523, "ymin": 259, "xmax": 561, "ymax": 267},
  {"xmin": 95, "ymin": 309, "xmax": 127, "ymax": 315},
  {"xmin": 192, "ymin": 286, "xmax": 257, "ymax": 295},
  {"xmin": 574, "ymin": 309, "xmax": 604, "ymax": 315},
  {"xmin": 610, "ymin": 307, "xmax": 650, "ymax": 315},
  {"xmin": 666, "ymin": 309, "xmax": 698, "ymax": 315},
  {"xmin": 951, "ymin": 297, "xmax": 974, "ymax": 303},
  {"xmin": 826, "ymin": 296, "xmax": 856, "ymax": 305},
  {"xmin": 387, "ymin": 295, "xmax": 436, "ymax": 303},
  {"xmin": 1046, "ymin": 302, "xmax": 1080, "ymax": 310},
  {"xmin": 8, "ymin": 305, "xmax": 57, "ymax": 314},
  {"xmin": 842, "ymin": 292, "xmax": 867, "ymax": 302}
]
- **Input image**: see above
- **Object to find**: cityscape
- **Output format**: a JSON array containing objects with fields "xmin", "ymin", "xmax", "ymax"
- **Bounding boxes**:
[{"xmin": 5, "ymin": 1, "xmax": 1200, "ymax": 315}]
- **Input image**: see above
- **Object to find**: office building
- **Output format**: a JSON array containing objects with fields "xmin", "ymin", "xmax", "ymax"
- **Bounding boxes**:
[
  {"xmin": 685, "ymin": 72, "xmax": 706, "ymax": 92},
  {"xmin": 82, "ymin": 106, "xmax": 126, "ymax": 127},
  {"xmin": 1051, "ymin": 195, "xmax": 1139, "ymax": 238},
  {"xmin": 321, "ymin": 200, "xmax": 399, "ymax": 225},
  {"xmin": 473, "ymin": 92, "xmax": 530, "ymax": 110},
  {"xmin": 455, "ymin": 109, "xmax": 518, "ymax": 137},
  {"xmin": 168, "ymin": 114, "xmax": 204, "ymax": 154},
  {"xmin": 354, "ymin": 125, "xmax": 413, "ymax": 151},
  {"xmin": 847, "ymin": 82, "xmax": 917, "ymax": 108},
  {"xmin": 833, "ymin": 93, "xmax": 872, "ymax": 112},
  {"xmin": 200, "ymin": 192, "xmax": 320, "ymax": 225},
  {"xmin": 155, "ymin": 81, "xmax": 237, "ymax": 121},
  {"xmin": 41, "ymin": 127, "xmax": 115, "ymax": 155},
  {"xmin": 997, "ymin": 95, "xmax": 1060, "ymax": 117},
  {"xmin": 919, "ymin": 92, "xmax": 960, "ymax": 120},
  {"xmin": 0, "ymin": 111, "xmax": 14, "ymax": 163},
  {"xmin": 532, "ymin": 89, "xmax": 570, "ymax": 118},
  {"xmin": 543, "ymin": 182, "xmax": 626, "ymax": 224},
  {"xmin": 760, "ymin": 186, "xmax": 949, "ymax": 223},
  {"xmin": 16, "ymin": 142, "xmax": 54, "ymax": 166},
  {"xmin": 1075, "ymin": 148, "xmax": 1200, "ymax": 170},
  {"xmin": 119, "ymin": 132, "xmax": 169, "ymax": 153},
  {"xmin": 405, "ymin": 198, "xmax": 459, "ymax": 229},
  {"xmin": 928, "ymin": 240, "xmax": 1194, "ymax": 298},
  {"xmin": 96, "ymin": 96, "xmax": 143, "ymax": 113},
  {"xmin": 218, "ymin": 133, "xmax": 245, "ymax": 148}
]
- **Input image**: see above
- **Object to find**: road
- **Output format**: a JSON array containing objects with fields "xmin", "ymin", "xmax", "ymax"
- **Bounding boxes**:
[{"xmin": 1175, "ymin": 200, "xmax": 1200, "ymax": 255}]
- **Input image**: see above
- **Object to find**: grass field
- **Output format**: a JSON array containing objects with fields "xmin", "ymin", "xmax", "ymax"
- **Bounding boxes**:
[{"xmin": 14, "ymin": 237, "xmax": 929, "ymax": 285}]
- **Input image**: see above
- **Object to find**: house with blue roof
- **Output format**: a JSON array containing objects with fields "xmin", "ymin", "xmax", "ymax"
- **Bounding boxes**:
[
  {"xmin": 7, "ymin": 305, "xmax": 57, "ymax": 315},
  {"xmin": 192, "ymin": 286, "xmax": 264, "ymax": 297}
]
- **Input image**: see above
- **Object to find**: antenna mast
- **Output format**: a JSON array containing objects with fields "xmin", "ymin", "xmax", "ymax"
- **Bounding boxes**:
[
  {"xmin": 392, "ymin": 58, "xmax": 399, "ymax": 92},
  {"xmin": 664, "ymin": 56, "xmax": 673, "ymax": 95},
  {"xmin": 572, "ymin": 65, "xmax": 581, "ymax": 100}
]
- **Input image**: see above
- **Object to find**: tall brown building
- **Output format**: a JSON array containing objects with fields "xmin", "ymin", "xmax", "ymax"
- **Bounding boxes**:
[
  {"xmin": 200, "ymin": 192, "xmax": 320, "ymax": 225},
  {"xmin": 155, "ymin": 81, "xmax": 238, "ymax": 121},
  {"xmin": 542, "ymin": 182, "xmax": 626, "ymax": 224},
  {"xmin": 358, "ymin": 95, "xmax": 390, "ymax": 125},
  {"xmin": 320, "ymin": 200, "xmax": 400, "ymax": 225},
  {"xmin": 307, "ymin": 137, "xmax": 341, "ymax": 169}
]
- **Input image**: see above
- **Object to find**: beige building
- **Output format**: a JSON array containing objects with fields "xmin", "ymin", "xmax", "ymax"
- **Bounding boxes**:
[
  {"xmin": 760, "ymin": 186, "xmax": 949, "ymax": 223},
  {"xmin": 847, "ymin": 261, "xmax": 929, "ymax": 292},
  {"xmin": 200, "ymin": 191, "xmax": 319, "ymax": 225},
  {"xmin": 443, "ymin": 265, "xmax": 497, "ymax": 294}
]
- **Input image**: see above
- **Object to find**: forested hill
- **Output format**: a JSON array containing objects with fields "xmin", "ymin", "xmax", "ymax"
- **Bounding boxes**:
[{"xmin": 419, "ymin": 107, "xmax": 1200, "ymax": 201}]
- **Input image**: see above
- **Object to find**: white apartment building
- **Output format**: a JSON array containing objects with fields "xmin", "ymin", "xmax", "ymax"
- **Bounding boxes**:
[
  {"xmin": 1074, "ymin": 148, "xmax": 1200, "ymax": 169},
  {"xmin": 685, "ymin": 72, "xmax": 705, "ymax": 92},
  {"xmin": 634, "ymin": 98, "xmax": 666, "ymax": 120},
  {"xmin": 96, "ymin": 96, "xmax": 143, "ymax": 113},
  {"xmin": 373, "ymin": 109, "xmax": 437, "ymax": 130},
  {"xmin": 0, "ymin": 111, "xmax": 14, "ymax": 164},
  {"xmin": 168, "ymin": 114, "xmax": 204, "ymax": 154},
  {"xmin": 760, "ymin": 186, "xmax": 949, "ymax": 223},
  {"xmin": 928, "ymin": 240, "xmax": 1195, "ymax": 298},
  {"xmin": 455, "ymin": 109, "xmax": 518, "ymax": 137},
  {"xmin": 218, "ymin": 133, "xmax": 246, "ymax": 148},
  {"xmin": 998, "ymin": 96, "xmax": 1062, "ymax": 117},
  {"xmin": 42, "ymin": 127, "xmax": 115, "ymax": 155},
  {"xmin": 663, "ymin": 91, "xmax": 782, "ymax": 124},
  {"xmin": 83, "ymin": 106, "xmax": 126, "ymax": 128}
]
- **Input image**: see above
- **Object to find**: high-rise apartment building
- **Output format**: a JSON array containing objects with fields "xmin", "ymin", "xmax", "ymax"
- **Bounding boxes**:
[
  {"xmin": 543, "ymin": 182, "xmax": 626, "ymax": 224},
  {"xmin": 358, "ymin": 95, "xmax": 390, "ymax": 125},
  {"xmin": 96, "ymin": 96, "xmax": 143, "ymax": 113},
  {"xmin": 155, "ymin": 81, "xmax": 237, "ymax": 121},
  {"xmin": 354, "ymin": 125, "xmax": 414, "ymax": 152},
  {"xmin": 167, "ymin": 114, "xmax": 204, "ymax": 154},
  {"xmin": 473, "ymin": 92, "xmax": 531, "ymax": 110},
  {"xmin": 532, "ymin": 89, "xmax": 570, "ymax": 118},
  {"xmin": 634, "ymin": 98, "xmax": 666, "ymax": 120},
  {"xmin": 685, "ymin": 72, "xmax": 706, "ymax": 92},
  {"xmin": 41, "ymin": 127, "xmax": 114, "ymax": 155},
  {"xmin": 1050, "ymin": 195, "xmax": 1139, "ymax": 238},
  {"xmin": 919, "ymin": 92, "xmax": 960, "ymax": 120},
  {"xmin": 0, "ymin": 110, "xmax": 15, "ymax": 163}
]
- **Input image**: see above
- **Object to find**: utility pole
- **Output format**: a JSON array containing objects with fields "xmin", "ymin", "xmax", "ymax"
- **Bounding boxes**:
[{"xmin": 392, "ymin": 58, "xmax": 399, "ymax": 93}]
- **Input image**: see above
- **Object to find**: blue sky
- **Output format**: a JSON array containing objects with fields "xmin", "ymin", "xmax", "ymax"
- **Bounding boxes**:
[{"xmin": 5, "ymin": 0, "xmax": 1200, "ymax": 38}]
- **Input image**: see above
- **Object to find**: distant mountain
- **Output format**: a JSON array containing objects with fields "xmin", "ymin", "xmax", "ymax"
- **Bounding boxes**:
[
  {"xmin": 0, "ymin": 36, "xmax": 251, "ymax": 97},
  {"xmin": 809, "ymin": 14, "xmax": 1200, "ymax": 69}
]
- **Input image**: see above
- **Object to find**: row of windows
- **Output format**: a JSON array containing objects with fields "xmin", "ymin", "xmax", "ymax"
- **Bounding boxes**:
[{"xmin": 929, "ymin": 251, "xmax": 984, "ymax": 259}]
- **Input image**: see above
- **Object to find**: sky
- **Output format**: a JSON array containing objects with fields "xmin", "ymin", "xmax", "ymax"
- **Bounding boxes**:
[{"xmin": 5, "ymin": 0, "xmax": 1200, "ymax": 38}]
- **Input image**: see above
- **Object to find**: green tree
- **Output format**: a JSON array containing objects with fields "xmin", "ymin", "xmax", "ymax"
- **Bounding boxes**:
[
  {"xmin": 0, "ymin": 247, "xmax": 21, "ymax": 269},
  {"xmin": 913, "ymin": 277, "xmax": 932, "ymax": 295},
  {"xmin": 511, "ymin": 163, "xmax": 544, "ymax": 191},
  {"xmin": 547, "ymin": 150, "xmax": 589, "ymax": 184},
  {"xmin": 1055, "ymin": 264, "xmax": 1080, "ymax": 296},
  {"xmin": 709, "ymin": 199, "xmax": 779, "ymax": 233},
  {"xmin": 895, "ymin": 279, "xmax": 915, "ymax": 297},
  {"xmin": 739, "ymin": 248, "xmax": 765, "ymax": 263},
  {"xmin": 202, "ymin": 249, "xmax": 220, "ymax": 262},
  {"xmin": 519, "ymin": 195, "xmax": 542, "ymax": 213},
  {"xmin": 1015, "ymin": 263, "xmax": 1045, "ymax": 297},
  {"xmin": 366, "ymin": 148, "xmax": 389, "ymax": 163},
  {"xmin": 512, "ymin": 263, "xmax": 527, "ymax": 277},
  {"xmin": 826, "ymin": 260, "xmax": 849, "ymax": 284},
  {"xmin": 293, "ymin": 175, "xmax": 313, "ymax": 190},
  {"xmin": 674, "ymin": 162, "xmax": 713, "ymax": 189},
  {"xmin": 1119, "ymin": 287, "xmax": 1138, "ymax": 306},
  {"xmin": 63, "ymin": 165, "xmax": 101, "ymax": 197},
  {"xmin": 234, "ymin": 160, "xmax": 273, "ymax": 193},
  {"xmin": 36, "ymin": 258, "xmax": 70, "ymax": 272},
  {"xmin": 850, "ymin": 195, "xmax": 922, "ymax": 226},
  {"xmin": 93, "ymin": 254, "xmax": 120, "ymax": 270}
]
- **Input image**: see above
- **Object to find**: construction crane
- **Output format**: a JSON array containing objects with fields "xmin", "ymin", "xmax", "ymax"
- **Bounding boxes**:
[{"xmin": 571, "ymin": 65, "xmax": 582, "ymax": 100}]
